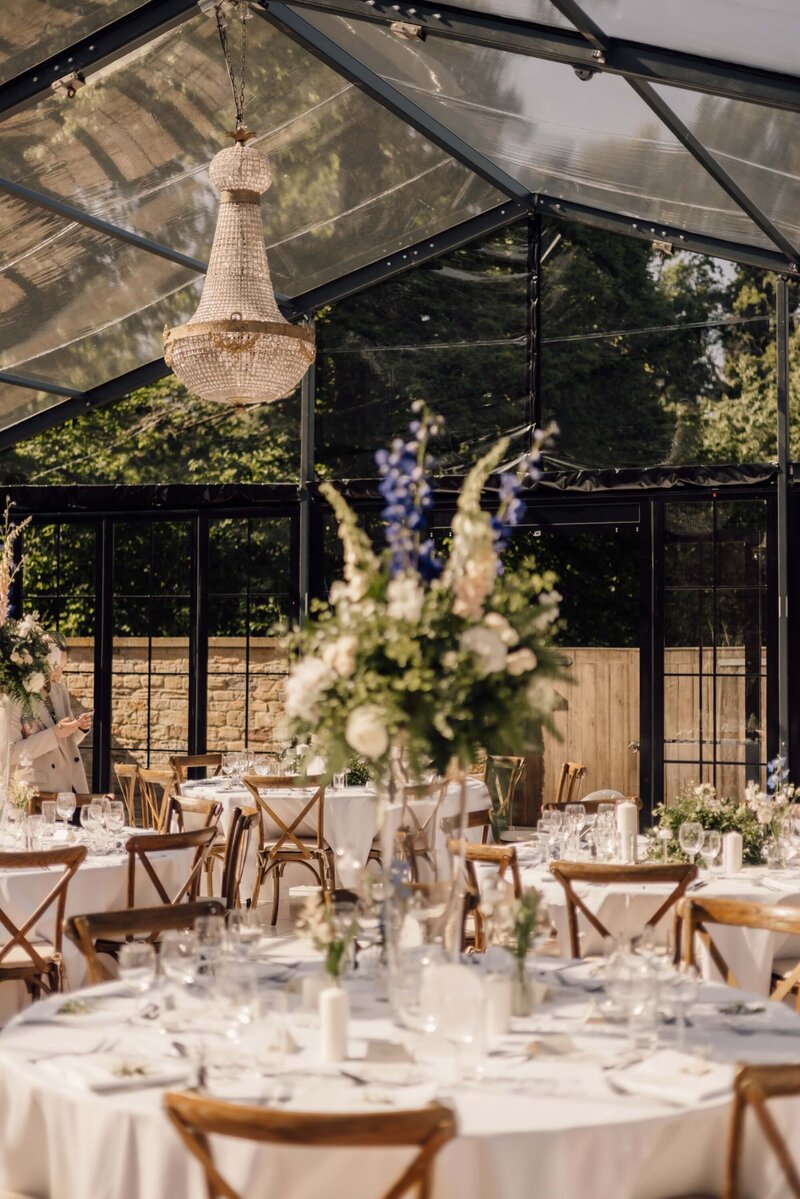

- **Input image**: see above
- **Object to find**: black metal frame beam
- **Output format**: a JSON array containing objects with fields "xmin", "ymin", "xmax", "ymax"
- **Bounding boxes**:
[
  {"xmin": 256, "ymin": 2, "xmax": 531, "ymax": 204},
  {"xmin": 0, "ymin": 0, "xmax": 200, "ymax": 122},
  {"xmin": 278, "ymin": 0, "xmax": 800, "ymax": 117},
  {"xmin": 0, "ymin": 372, "xmax": 82, "ymax": 399}
]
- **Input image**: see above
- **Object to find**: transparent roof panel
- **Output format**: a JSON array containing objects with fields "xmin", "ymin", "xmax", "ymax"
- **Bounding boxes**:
[
  {"xmin": 304, "ymin": 13, "xmax": 771, "ymax": 251},
  {"xmin": 0, "ymin": 0, "xmax": 144, "ymax": 81},
  {"xmin": 581, "ymin": 1, "xmax": 800, "ymax": 77},
  {"xmin": 652, "ymin": 83, "xmax": 800, "ymax": 252},
  {"xmin": 0, "ymin": 192, "xmax": 71, "ymax": 272},
  {"xmin": 0, "ymin": 381, "xmax": 65, "ymax": 432},
  {"xmin": 0, "ymin": 11, "xmax": 501, "ymax": 297},
  {"xmin": 448, "ymin": 0, "xmax": 573, "ymax": 24}
]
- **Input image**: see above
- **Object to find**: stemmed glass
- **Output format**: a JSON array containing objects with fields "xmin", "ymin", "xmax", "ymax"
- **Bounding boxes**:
[
  {"xmin": 118, "ymin": 942, "xmax": 158, "ymax": 1016},
  {"xmin": 220, "ymin": 753, "xmax": 238, "ymax": 791},
  {"xmin": 664, "ymin": 963, "xmax": 699, "ymax": 1052},
  {"xmin": 700, "ymin": 830, "xmax": 722, "ymax": 873},
  {"xmin": 592, "ymin": 814, "xmax": 617, "ymax": 862},
  {"xmin": 106, "ymin": 800, "xmax": 126, "ymax": 848},
  {"xmin": 56, "ymin": 792, "xmax": 75, "ymax": 829},
  {"xmin": 678, "ymin": 821, "xmax": 704, "ymax": 866}
]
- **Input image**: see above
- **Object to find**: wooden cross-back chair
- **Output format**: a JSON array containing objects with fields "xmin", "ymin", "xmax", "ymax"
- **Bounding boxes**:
[
  {"xmin": 440, "ymin": 807, "xmax": 492, "ymax": 844},
  {"xmin": 394, "ymin": 780, "xmax": 450, "ymax": 883},
  {"xmin": 0, "ymin": 845, "xmax": 86, "ymax": 998},
  {"xmin": 549, "ymin": 861, "xmax": 697, "ymax": 959},
  {"xmin": 165, "ymin": 796, "xmax": 225, "ymax": 896},
  {"xmin": 165, "ymin": 1091, "xmax": 456, "ymax": 1199},
  {"xmin": 170, "ymin": 754, "xmax": 223, "ymax": 785},
  {"xmin": 126, "ymin": 827, "xmax": 218, "ymax": 908},
  {"xmin": 114, "ymin": 763, "xmax": 139, "ymax": 826},
  {"xmin": 220, "ymin": 807, "xmax": 262, "ymax": 909},
  {"xmin": 484, "ymin": 754, "xmax": 525, "ymax": 840},
  {"xmin": 447, "ymin": 839, "xmax": 521, "ymax": 952},
  {"xmin": 29, "ymin": 792, "xmax": 112, "ymax": 816},
  {"xmin": 65, "ymin": 900, "xmax": 226, "ymax": 985},
  {"xmin": 676, "ymin": 896, "xmax": 800, "ymax": 1011},
  {"xmin": 553, "ymin": 761, "xmax": 587, "ymax": 807},
  {"xmin": 137, "ymin": 768, "xmax": 175, "ymax": 831},
  {"xmin": 544, "ymin": 795, "xmax": 642, "ymax": 816},
  {"xmin": 242, "ymin": 775, "xmax": 332, "ymax": 925}
]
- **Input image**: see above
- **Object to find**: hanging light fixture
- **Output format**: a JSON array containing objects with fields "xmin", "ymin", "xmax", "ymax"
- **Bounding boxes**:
[{"xmin": 163, "ymin": 1, "xmax": 314, "ymax": 406}]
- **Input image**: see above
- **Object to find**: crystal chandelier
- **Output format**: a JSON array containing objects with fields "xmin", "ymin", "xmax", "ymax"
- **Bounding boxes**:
[{"xmin": 163, "ymin": 2, "xmax": 314, "ymax": 406}]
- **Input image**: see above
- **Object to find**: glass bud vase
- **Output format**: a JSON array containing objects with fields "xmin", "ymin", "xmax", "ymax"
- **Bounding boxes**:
[{"xmin": 511, "ymin": 957, "xmax": 534, "ymax": 1018}]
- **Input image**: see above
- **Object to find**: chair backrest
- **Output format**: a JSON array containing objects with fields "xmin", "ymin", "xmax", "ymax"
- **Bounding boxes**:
[
  {"xmin": 241, "ymin": 775, "xmax": 326, "ymax": 856},
  {"xmin": 170, "ymin": 754, "xmax": 223, "ymax": 784},
  {"xmin": 126, "ymin": 827, "xmax": 218, "ymax": 907},
  {"xmin": 724, "ymin": 1064, "xmax": 800, "ymax": 1199},
  {"xmin": 138, "ymin": 768, "xmax": 174, "ymax": 831},
  {"xmin": 447, "ymin": 839, "xmax": 521, "ymax": 952},
  {"xmin": 220, "ymin": 807, "xmax": 262, "ymax": 909},
  {"xmin": 166, "ymin": 795, "xmax": 223, "ymax": 835},
  {"xmin": 401, "ymin": 779, "xmax": 449, "ymax": 849},
  {"xmin": 484, "ymin": 755, "xmax": 525, "ymax": 837},
  {"xmin": 677, "ymin": 896, "xmax": 800, "ymax": 1009},
  {"xmin": 554, "ymin": 761, "xmax": 587, "ymax": 806},
  {"xmin": 165, "ymin": 1092, "xmax": 456, "ymax": 1199},
  {"xmin": 29, "ymin": 791, "xmax": 113, "ymax": 815},
  {"xmin": 544, "ymin": 795, "xmax": 642, "ymax": 816},
  {"xmin": 114, "ymin": 764, "xmax": 140, "ymax": 826},
  {"xmin": 65, "ymin": 899, "xmax": 226, "ymax": 985},
  {"xmin": 549, "ymin": 860, "xmax": 697, "ymax": 959},
  {"xmin": 0, "ymin": 846, "xmax": 87, "ymax": 969}
]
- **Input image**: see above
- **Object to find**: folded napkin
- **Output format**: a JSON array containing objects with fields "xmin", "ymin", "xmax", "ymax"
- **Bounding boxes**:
[
  {"xmin": 608, "ymin": 1050, "xmax": 734, "ymax": 1107},
  {"xmin": 759, "ymin": 876, "xmax": 800, "ymax": 894},
  {"xmin": 38, "ymin": 1051, "xmax": 190, "ymax": 1094}
]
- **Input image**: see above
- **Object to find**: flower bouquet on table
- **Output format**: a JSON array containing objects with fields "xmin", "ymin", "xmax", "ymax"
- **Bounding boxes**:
[
  {"xmin": 283, "ymin": 404, "xmax": 564, "ymax": 810},
  {"xmin": 0, "ymin": 510, "xmax": 55, "ymax": 717},
  {"xmin": 744, "ymin": 757, "xmax": 797, "ymax": 867},
  {"xmin": 297, "ymin": 893, "xmax": 360, "ymax": 984}
]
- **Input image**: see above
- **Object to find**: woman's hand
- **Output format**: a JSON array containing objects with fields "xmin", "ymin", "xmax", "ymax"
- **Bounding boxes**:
[
  {"xmin": 54, "ymin": 718, "xmax": 81, "ymax": 738},
  {"xmin": 76, "ymin": 712, "xmax": 93, "ymax": 731}
]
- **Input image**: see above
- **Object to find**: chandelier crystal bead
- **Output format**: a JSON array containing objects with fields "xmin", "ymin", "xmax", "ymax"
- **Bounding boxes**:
[{"xmin": 163, "ymin": 138, "xmax": 314, "ymax": 406}]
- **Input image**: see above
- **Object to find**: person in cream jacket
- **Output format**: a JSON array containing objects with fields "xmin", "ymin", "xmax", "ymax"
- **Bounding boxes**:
[{"xmin": 8, "ymin": 638, "xmax": 91, "ymax": 793}]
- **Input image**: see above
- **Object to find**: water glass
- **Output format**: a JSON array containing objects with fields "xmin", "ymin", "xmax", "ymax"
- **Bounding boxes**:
[
  {"xmin": 25, "ymin": 813, "xmax": 44, "ymax": 851},
  {"xmin": 678, "ymin": 821, "xmax": 704, "ymax": 865},
  {"xmin": 79, "ymin": 805, "xmax": 96, "ymax": 834},
  {"xmin": 40, "ymin": 800, "xmax": 56, "ymax": 839},
  {"xmin": 56, "ymin": 792, "xmax": 75, "ymax": 827},
  {"xmin": 700, "ymin": 830, "xmax": 722, "ymax": 873},
  {"xmin": 333, "ymin": 772, "xmax": 347, "ymax": 791},
  {"xmin": 118, "ymin": 942, "xmax": 157, "ymax": 1011},
  {"xmin": 106, "ymin": 800, "xmax": 126, "ymax": 835},
  {"xmin": 663, "ymin": 963, "xmax": 699, "ymax": 1051}
]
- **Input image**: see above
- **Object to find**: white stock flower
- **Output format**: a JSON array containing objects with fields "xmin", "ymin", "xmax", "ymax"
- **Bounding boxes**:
[
  {"xmin": 460, "ymin": 626, "xmax": 508, "ymax": 676},
  {"xmin": 506, "ymin": 648, "xmax": 538, "ymax": 676},
  {"xmin": 483, "ymin": 611, "xmax": 519, "ymax": 646},
  {"xmin": 345, "ymin": 706, "xmax": 389, "ymax": 760},
  {"xmin": 284, "ymin": 656, "xmax": 333, "ymax": 721},
  {"xmin": 16, "ymin": 614, "xmax": 36, "ymax": 638},
  {"xmin": 322, "ymin": 635, "xmax": 358, "ymax": 678},
  {"xmin": 452, "ymin": 546, "xmax": 497, "ymax": 621},
  {"xmin": 386, "ymin": 573, "xmax": 424, "ymax": 624},
  {"xmin": 9, "ymin": 649, "xmax": 22, "ymax": 665},
  {"xmin": 23, "ymin": 670, "xmax": 45, "ymax": 694}
]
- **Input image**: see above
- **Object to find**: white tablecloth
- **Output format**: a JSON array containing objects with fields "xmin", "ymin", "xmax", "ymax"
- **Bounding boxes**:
[
  {"xmin": 517, "ymin": 855, "xmax": 800, "ymax": 995},
  {"xmin": 0, "ymin": 950, "xmax": 799, "ymax": 1199}
]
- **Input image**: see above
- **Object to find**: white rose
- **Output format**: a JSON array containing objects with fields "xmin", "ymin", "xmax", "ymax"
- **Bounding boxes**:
[
  {"xmin": 322, "ymin": 635, "xmax": 358, "ymax": 678},
  {"xmin": 23, "ymin": 671, "xmax": 45, "ymax": 695},
  {"xmin": 386, "ymin": 573, "xmax": 424, "ymax": 624},
  {"xmin": 9, "ymin": 650, "xmax": 22, "ymax": 665},
  {"xmin": 460, "ymin": 626, "xmax": 508, "ymax": 676},
  {"xmin": 345, "ymin": 706, "xmax": 389, "ymax": 760},
  {"xmin": 483, "ymin": 611, "xmax": 519, "ymax": 646},
  {"xmin": 284, "ymin": 656, "xmax": 333, "ymax": 721},
  {"xmin": 506, "ymin": 648, "xmax": 538, "ymax": 676}
]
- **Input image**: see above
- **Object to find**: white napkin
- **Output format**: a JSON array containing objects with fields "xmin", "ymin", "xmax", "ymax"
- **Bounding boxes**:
[
  {"xmin": 38, "ymin": 1051, "xmax": 190, "ymax": 1093},
  {"xmin": 759, "ymin": 877, "xmax": 800, "ymax": 894},
  {"xmin": 608, "ymin": 1050, "xmax": 734, "ymax": 1106}
]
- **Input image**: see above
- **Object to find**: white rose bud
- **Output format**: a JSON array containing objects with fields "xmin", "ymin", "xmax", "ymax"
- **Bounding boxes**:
[
  {"xmin": 23, "ymin": 671, "xmax": 45, "ymax": 695},
  {"xmin": 459, "ymin": 626, "xmax": 508, "ymax": 676},
  {"xmin": 345, "ymin": 706, "xmax": 389, "ymax": 760},
  {"xmin": 506, "ymin": 648, "xmax": 538, "ymax": 676}
]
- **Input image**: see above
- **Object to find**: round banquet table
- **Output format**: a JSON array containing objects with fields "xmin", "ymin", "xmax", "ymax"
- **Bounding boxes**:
[
  {"xmin": 513, "ymin": 850, "xmax": 800, "ymax": 995},
  {"xmin": 0, "ymin": 948, "xmax": 799, "ymax": 1199},
  {"xmin": 0, "ymin": 829, "xmax": 193, "ymax": 1016}
]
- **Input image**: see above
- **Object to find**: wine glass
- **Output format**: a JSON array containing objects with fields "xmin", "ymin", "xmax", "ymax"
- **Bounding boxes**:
[
  {"xmin": 79, "ymin": 804, "xmax": 97, "ymax": 835},
  {"xmin": 56, "ymin": 792, "xmax": 75, "ymax": 828},
  {"xmin": 220, "ymin": 753, "xmax": 237, "ymax": 791},
  {"xmin": 700, "ymin": 830, "xmax": 722, "ymax": 873},
  {"xmin": 678, "ymin": 821, "xmax": 704, "ymax": 866},
  {"xmin": 333, "ymin": 772, "xmax": 347, "ymax": 791},
  {"xmin": 106, "ymin": 800, "xmax": 125, "ymax": 833},
  {"xmin": 118, "ymin": 942, "xmax": 157, "ymax": 1014},
  {"xmin": 664, "ymin": 963, "xmax": 699, "ymax": 1052}
]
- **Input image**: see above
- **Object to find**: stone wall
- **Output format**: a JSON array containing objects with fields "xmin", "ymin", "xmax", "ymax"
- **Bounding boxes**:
[{"xmin": 63, "ymin": 637, "xmax": 289, "ymax": 775}]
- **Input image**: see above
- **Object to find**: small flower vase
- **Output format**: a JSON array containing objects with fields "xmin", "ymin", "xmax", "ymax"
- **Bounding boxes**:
[
  {"xmin": 765, "ymin": 837, "xmax": 785, "ymax": 870},
  {"xmin": 511, "ymin": 957, "xmax": 534, "ymax": 1018},
  {"xmin": 301, "ymin": 971, "xmax": 329, "ymax": 1013},
  {"xmin": 319, "ymin": 980, "xmax": 349, "ymax": 1063}
]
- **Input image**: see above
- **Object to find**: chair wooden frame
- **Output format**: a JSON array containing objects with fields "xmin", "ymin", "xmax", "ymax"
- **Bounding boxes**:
[
  {"xmin": 220, "ymin": 807, "xmax": 262, "ymax": 909},
  {"xmin": 395, "ymin": 780, "xmax": 450, "ymax": 883},
  {"xmin": 724, "ymin": 1064, "xmax": 800, "ymax": 1199},
  {"xmin": 137, "ymin": 768, "xmax": 174, "ymax": 831},
  {"xmin": 166, "ymin": 795, "xmax": 223, "ymax": 834},
  {"xmin": 65, "ymin": 899, "xmax": 226, "ymax": 985},
  {"xmin": 484, "ymin": 754, "xmax": 525, "ymax": 840},
  {"xmin": 242, "ymin": 775, "xmax": 333, "ymax": 924},
  {"xmin": 440, "ymin": 808, "xmax": 492, "ymax": 844},
  {"xmin": 126, "ymin": 827, "xmax": 218, "ymax": 908},
  {"xmin": 549, "ymin": 860, "xmax": 698, "ymax": 959},
  {"xmin": 29, "ymin": 791, "xmax": 113, "ymax": 815},
  {"xmin": 677, "ymin": 896, "xmax": 800, "ymax": 1010},
  {"xmin": 543, "ymin": 795, "xmax": 642, "ymax": 816},
  {"xmin": 447, "ymin": 839, "xmax": 522, "ymax": 952},
  {"xmin": 554, "ymin": 762, "xmax": 587, "ymax": 807},
  {"xmin": 170, "ymin": 754, "xmax": 223, "ymax": 785},
  {"xmin": 114, "ymin": 764, "xmax": 140, "ymax": 826},
  {"xmin": 0, "ymin": 845, "xmax": 87, "ymax": 997},
  {"xmin": 165, "ymin": 1091, "xmax": 456, "ymax": 1199}
]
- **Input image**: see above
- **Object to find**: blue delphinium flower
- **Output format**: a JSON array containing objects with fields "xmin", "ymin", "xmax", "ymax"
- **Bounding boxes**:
[
  {"xmin": 375, "ymin": 403, "xmax": 443, "ymax": 579},
  {"xmin": 491, "ymin": 448, "xmax": 544, "ymax": 569}
]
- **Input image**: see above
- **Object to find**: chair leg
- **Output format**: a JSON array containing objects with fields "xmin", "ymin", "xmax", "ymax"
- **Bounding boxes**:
[{"xmin": 271, "ymin": 865, "xmax": 282, "ymax": 926}]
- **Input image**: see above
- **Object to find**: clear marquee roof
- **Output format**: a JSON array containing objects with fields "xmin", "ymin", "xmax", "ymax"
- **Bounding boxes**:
[{"xmin": 0, "ymin": 0, "xmax": 798, "ymax": 444}]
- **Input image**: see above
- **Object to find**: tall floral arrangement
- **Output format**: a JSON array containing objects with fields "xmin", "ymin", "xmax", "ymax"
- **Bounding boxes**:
[
  {"xmin": 0, "ymin": 506, "xmax": 54, "ymax": 716},
  {"xmin": 283, "ymin": 405, "xmax": 564, "ymax": 784}
]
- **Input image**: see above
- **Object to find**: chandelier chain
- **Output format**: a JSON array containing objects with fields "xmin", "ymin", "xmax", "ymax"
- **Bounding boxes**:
[{"xmin": 215, "ymin": 1, "xmax": 248, "ymax": 130}]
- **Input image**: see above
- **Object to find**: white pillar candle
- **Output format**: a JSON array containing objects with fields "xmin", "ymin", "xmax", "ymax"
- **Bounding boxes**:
[
  {"xmin": 616, "ymin": 803, "xmax": 638, "ymax": 863},
  {"xmin": 484, "ymin": 974, "xmax": 512, "ymax": 1037},
  {"xmin": 723, "ymin": 831, "xmax": 743, "ymax": 875},
  {"xmin": 320, "ymin": 985, "xmax": 349, "ymax": 1063},
  {"xmin": 301, "ymin": 972, "xmax": 329, "ymax": 1013}
]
